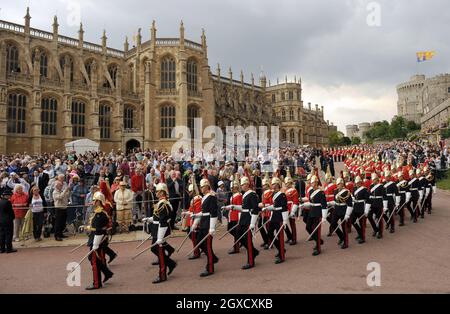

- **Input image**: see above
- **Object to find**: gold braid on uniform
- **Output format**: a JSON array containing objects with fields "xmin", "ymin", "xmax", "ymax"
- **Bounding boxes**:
[
  {"xmin": 336, "ymin": 189, "xmax": 350, "ymax": 204},
  {"xmin": 153, "ymin": 199, "xmax": 172, "ymax": 218}
]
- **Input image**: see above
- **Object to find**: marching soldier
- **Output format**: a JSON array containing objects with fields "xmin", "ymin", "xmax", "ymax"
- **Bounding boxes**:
[
  {"xmin": 352, "ymin": 176, "xmax": 371, "ymax": 244},
  {"xmin": 192, "ymin": 179, "xmax": 219, "ymax": 277},
  {"xmin": 423, "ymin": 167, "xmax": 436, "ymax": 215},
  {"xmin": 368, "ymin": 173, "xmax": 385, "ymax": 239},
  {"xmin": 383, "ymin": 171, "xmax": 400, "ymax": 234},
  {"xmin": 146, "ymin": 183, "xmax": 177, "ymax": 284},
  {"xmin": 284, "ymin": 170, "xmax": 299, "ymax": 245},
  {"xmin": 262, "ymin": 177, "xmax": 288, "ymax": 264},
  {"xmin": 85, "ymin": 192, "xmax": 114, "ymax": 290},
  {"xmin": 407, "ymin": 169, "xmax": 420, "ymax": 223},
  {"xmin": 417, "ymin": 169, "xmax": 427, "ymax": 219},
  {"xmin": 232, "ymin": 176, "xmax": 260, "ymax": 270},
  {"xmin": 396, "ymin": 171, "xmax": 411, "ymax": 227},
  {"xmin": 185, "ymin": 179, "xmax": 202, "ymax": 260},
  {"xmin": 259, "ymin": 173, "xmax": 273, "ymax": 250},
  {"xmin": 301, "ymin": 175, "xmax": 327, "ymax": 256},
  {"xmin": 329, "ymin": 178, "xmax": 353, "ymax": 249},
  {"xmin": 223, "ymin": 176, "xmax": 242, "ymax": 254},
  {"xmin": 323, "ymin": 172, "xmax": 336, "ymax": 237}
]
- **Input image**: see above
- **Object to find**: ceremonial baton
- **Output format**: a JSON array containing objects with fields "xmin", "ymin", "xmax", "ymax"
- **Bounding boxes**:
[
  {"xmin": 219, "ymin": 223, "xmax": 239, "ymax": 240},
  {"xmin": 185, "ymin": 233, "xmax": 211, "ymax": 257},
  {"xmin": 175, "ymin": 230, "xmax": 192, "ymax": 253},
  {"xmin": 268, "ymin": 225, "xmax": 285, "ymax": 249}
]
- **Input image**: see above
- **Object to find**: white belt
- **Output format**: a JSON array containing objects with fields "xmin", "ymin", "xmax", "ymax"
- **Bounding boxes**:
[
  {"xmin": 354, "ymin": 200, "xmax": 365, "ymax": 203},
  {"xmin": 241, "ymin": 209, "xmax": 250, "ymax": 213},
  {"xmin": 410, "ymin": 188, "xmax": 417, "ymax": 191},
  {"xmin": 386, "ymin": 194, "xmax": 394, "ymax": 197},
  {"xmin": 153, "ymin": 221, "xmax": 159, "ymax": 225},
  {"xmin": 370, "ymin": 196, "xmax": 383, "ymax": 199},
  {"xmin": 202, "ymin": 213, "xmax": 211, "ymax": 216},
  {"xmin": 311, "ymin": 203, "xmax": 322, "ymax": 207},
  {"xmin": 399, "ymin": 191, "xmax": 406, "ymax": 194},
  {"xmin": 335, "ymin": 203, "xmax": 347, "ymax": 206}
]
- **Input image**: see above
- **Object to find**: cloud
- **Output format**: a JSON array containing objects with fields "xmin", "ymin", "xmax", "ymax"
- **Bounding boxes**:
[{"xmin": 2, "ymin": 0, "xmax": 449, "ymax": 133}]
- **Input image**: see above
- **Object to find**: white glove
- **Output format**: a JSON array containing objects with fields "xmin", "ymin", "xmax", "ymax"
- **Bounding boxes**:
[
  {"xmin": 282, "ymin": 211, "xmax": 289, "ymax": 226},
  {"xmin": 191, "ymin": 217, "xmax": 201, "ymax": 231},
  {"xmin": 425, "ymin": 188, "xmax": 431, "ymax": 198},
  {"xmin": 345, "ymin": 207, "xmax": 353, "ymax": 221},
  {"xmin": 433, "ymin": 186, "xmax": 437, "ymax": 194},
  {"xmin": 142, "ymin": 217, "xmax": 154, "ymax": 224},
  {"xmin": 250, "ymin": 214, "xmax": 258, "ymax": 230},
  {"xmin": 406, "ymin": 192, "xmax": 411, "ymax": 203},
  {"xmin": 395, "ymin": 196, "xmax": 401, "ymax": 207},
  {"xmin": 233, "ymin": 205, "xmax": 243, "ymax": 212},
  {"xmin": 301, "ymin": 202, "xmax": 311, "ymax": 209},
  {"xmin": 156, "ymin": 226, "xmax": 168, "ymax": 245},
  {"xmin": 383, "ymin": 207, "xmax": 389, "ymax": 214},
  {"xmin": 364, "ymin": 204, "xmax": 371, "ymax": 216},
  {"xmin": 92, "ymin": 235, "xmax": 103, "ymax": 250},
  {"xmin": 419, "ymin": 190, "xmax": 424, "ymax": 200},
  {"xmin": 263, "ymin": 205, "xmax": 274, "ymax": 212},
  {"xmin": 209, "ymin": 217, "xmax": 218, "ymax": 236},
  {"xmin": 291, "ymin": 204, "xmax": 299, "ymax": 217},
  {"xmin": 321, "ymin": 209, "xmax": 328, "ymax": 223},
  {"xmin": 327, "ymin": 201, "xmax": 336, "ymax": 207}
]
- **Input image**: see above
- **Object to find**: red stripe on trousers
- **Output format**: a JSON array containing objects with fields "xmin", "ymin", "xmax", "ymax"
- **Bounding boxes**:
[
  {"xmin": 248, "ymin": 230, "xmax": 254, "ymax": 266},
  {"xmin": 92, "ymin": 251, "xmax": 99, "ymax": 288},
  {"xmin": 207, "ymin": 235, "xmax": 213, "ymax": 273},
  {"xmin": 290, "ymin": 218, "xmax": 297, "ymax": 242},
  {"xmin": 159, "ymin": 245, "xmax": 166, "ymax": 280}
]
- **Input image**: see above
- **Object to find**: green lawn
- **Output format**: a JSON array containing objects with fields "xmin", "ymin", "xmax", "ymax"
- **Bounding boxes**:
[{"xmin": 437, "ymin": 170, "xmax": 450, "ymax": 190}]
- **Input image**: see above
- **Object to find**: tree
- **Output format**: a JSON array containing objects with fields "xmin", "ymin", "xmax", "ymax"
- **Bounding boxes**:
[
  {"xmin": 328, "ymin": 131, "xmax": 344, "ymax": 147},
  {"xmin": 341, "ymin": 137, "xmax": 352, "ymax": 146},
  {"xmin": 351, "ymin": 137, "xmax": 362, "ymax": 145}
]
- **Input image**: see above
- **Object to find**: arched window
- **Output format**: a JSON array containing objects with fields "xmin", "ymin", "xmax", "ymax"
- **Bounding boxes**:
[
  {"xmin": 128, "ymin": 63, "xmax": 134, "ymax": 90},
  {"xmin": 290, "ymin": 110, "xmax": 294, "ymax": 121},
  {"xmin": 272, "ymin": 94, "xmax": 276, "ymax": 103},
  {"xmin": 187, "ymin": 105, "xmax": 199, "ymax": 138},
  {"xmin": 289, "ymin": 91, "xmax": 294, "ymax": 100},
  {"xmin": 187, "ymin": 59, "xmax": 198, "ymax": 92},
  {"xmin": 290, "ymin": 130, "xmax": 295, "ymax": 143},
  {"xmin": 32, "ymin": 50, "xmax": 48, "ymax": 78},
  {"xmin": 281, "ymin": 129, "xmax": 287, "ymax": 142},
  {"xmin": 71, "ymin": 100, "xmax": 86, "ymax": 137},
  {"xmin": 281, "ymin": 110, "xmax": 286, "ymax": 121},
  {"xmin": 281, "ymin": 92, "xmax": 285, "ymax": 101},
  {"xmin": 298, "ymin": 130, "xmax": 303, "ymax": 145},
  {"xmin": 124, "ymin": 106, "xmax": 134, "ymax": 130},
  {"xmin": 160, "ymin": 56, "xmax": 176, "ymax": 90},
  {"xmin": 60, "ymin": 55, "xmax": 74, "ymax": 82},
  {"xmin": 160, "ymin": 105, "xmax": 176, "ymax": 139},
  {"xmin": 41, "ymin": 97, "xmax": 57, "ymax": 135},
  {"xmin": 7, "ymin": 93, "xmax": 26, "ymax": 134},
  {"xmin": 99, "ymin": 103, "xmax": 112, "ymax": 139},
  {"xmin": 6, "ymin": 43, "xmax": 20, "ymax": 74}
]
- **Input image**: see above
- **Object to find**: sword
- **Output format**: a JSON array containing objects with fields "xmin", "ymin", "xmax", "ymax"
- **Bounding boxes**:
[
  {"xmin": 231, "ymin": 227, "xmax": 251, "ymax": 248},
  {"xmin": 253, "ymin": 219, "xmax": 270, "ymax": 237},
  {"xmin": 69, "ymin": 235, "xmax": 107, "ymax": 274},
  {"xmin": 268, "ymin": 225, "xmax": 285, "ymax": 249},
  {"xmin": 305, "ymin": 213, "xmax": 330, "ymax": 242},
  {"xmin": 135, "ymin": 235, "xmax": 152, "ymax": 250},
  {"xmin": 219, "ymin": 223, "xmax": 239, "ymax": 240},
  {"xmin": 131, "ymin": 236, "xmax": 171, "ymax": 261},
  {"xmin": 385, "ymin": 205, "xmax": 400, "ymax": 225},
  {"xmin": 175, "ymin": 230, "xmax": 193, "ymax": 253},
  {"xmin": 330, "ymin": 218, "xmax": 347, "ymax": 236},
  {"xmin": 69, "ymin": 241, "xmax": 87, "ymax": 253},
  {"xmin": 185, "ymin": 233, "xmax": 211, "ymax": 257}
]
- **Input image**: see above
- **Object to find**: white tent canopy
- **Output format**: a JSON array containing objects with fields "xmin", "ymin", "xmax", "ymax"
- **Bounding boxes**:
[{"xmin": 65, "ymin": 139, "xmax": 100, "ymax": 155}]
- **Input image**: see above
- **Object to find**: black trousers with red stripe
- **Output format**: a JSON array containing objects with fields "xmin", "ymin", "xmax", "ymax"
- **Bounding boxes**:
[
  {"xmin": 258, "ymin": 217, "xmax": 270, "ymax": 245},
  {"xmin": 284, "ymin": 218, "xmax": 297, "ymax": 243},
  {"xmin": 330, "ymin": 212, "xmax": 348, "ymax": 246},
  {"xmin": 306, "ymin": 216, "xmax": 322, "ymax": 252},
  {"xmin": 197, "ymin": 229, "xmax": 217, "ymax": 273},
  {"xmin": 189, "ymin": 229, "xmax": 200, "ymax": 257},
  {"xmin": 151, "ymin": 239, "xmax": 176, "ymax": 281},
  {"xmin": 238, "ymin": 226, "xmax": 258, "ymax": 267},
  {"xmin": 228, "ymin": 221, "xmax": 240, "ymax": 252},
  {"xmin": 352, "ymin": 212, "xmax": 366, "ymax": 241},
  {"xmin": 267, "ymin": 222, "xmax": 285, "ymax": 261},
  {"xmin": 88, "ymin": 247, "xmax": 113, "ymax": 288},
  {"xmin": 368, "ymin": 207, "xmax": 383, "ymax": 235}
]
